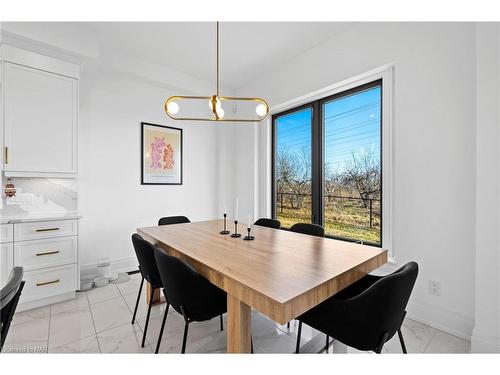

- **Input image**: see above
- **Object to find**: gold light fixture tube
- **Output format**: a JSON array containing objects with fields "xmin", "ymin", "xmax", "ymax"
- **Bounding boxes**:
[{"xmin": 164, "ymin": 22, "xmax": 270, "ymax": 123}]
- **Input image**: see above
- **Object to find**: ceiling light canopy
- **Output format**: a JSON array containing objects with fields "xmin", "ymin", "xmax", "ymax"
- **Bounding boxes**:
[{"xmin": 164, "ymin": 22, "xmax": 269, "ymax": 122}]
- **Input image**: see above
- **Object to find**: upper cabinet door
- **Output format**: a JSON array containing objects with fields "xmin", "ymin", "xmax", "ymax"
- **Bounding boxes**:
[{"xmin": 3, "ymin": 62, "xmax": 77, "ymax": 176}]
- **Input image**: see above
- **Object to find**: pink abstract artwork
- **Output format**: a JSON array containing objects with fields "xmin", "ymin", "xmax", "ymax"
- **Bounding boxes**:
[
  {"xmin": 163, "ymin": 144, "xmax": 175, "ymax": 169},
  {"xmin": 150, "ymin": 137, "xmax": 175, "ymax": 170}
]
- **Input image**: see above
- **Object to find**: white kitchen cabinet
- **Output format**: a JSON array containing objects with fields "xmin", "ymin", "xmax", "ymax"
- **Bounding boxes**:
[
  {"xmin": 2, "ymin": 61, "xmax": 78, "ymax": 177},
  {"xmin": 1, "ymin": 223, "xmax": 14, "ymax": 288},
  {"xmin": 12, "ymin": 218, "xmax": 80, "ymax": 311},
  {"xmin": 1, "ymin": 243, "xmax": 14, "ymax": 288}
]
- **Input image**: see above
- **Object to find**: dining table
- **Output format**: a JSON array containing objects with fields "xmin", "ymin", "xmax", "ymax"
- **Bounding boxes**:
[{"xmin": 137, "ymin": 219, "xmax": 387, "ymax": 353}]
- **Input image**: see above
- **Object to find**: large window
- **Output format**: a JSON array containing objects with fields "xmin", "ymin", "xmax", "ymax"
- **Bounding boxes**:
[{"xmin": 272, "ymin": 80, "xmax": 382, "ymax": 246}]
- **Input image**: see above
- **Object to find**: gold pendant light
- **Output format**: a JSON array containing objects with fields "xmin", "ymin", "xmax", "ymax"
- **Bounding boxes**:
[{"xmin": 164, "ymin": 22, "xmax": 269, "ymax": 122}]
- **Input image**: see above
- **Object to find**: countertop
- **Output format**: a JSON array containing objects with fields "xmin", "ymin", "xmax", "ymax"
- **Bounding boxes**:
[{"xmin": 0, "ymin": 211, "xmax": 81, "ymax": 224}]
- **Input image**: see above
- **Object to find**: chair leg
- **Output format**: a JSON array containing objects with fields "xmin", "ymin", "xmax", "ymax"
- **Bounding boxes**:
[
  {"xmin": 295, "ymin": 321, "xmax": 303, "ymax": 354},
  {"xmin": 220, "ymin": 314, "xmax": 224, "ymax": 331},
  {"xmin": 251, "ymin": 337, "xmax": 254, "ymax": 354},
  {"xmin": 397, "ymin": 328, "xmax": 407, "ymax": 354},
  {"xmin": 181, "ymin": 323, "xmax": 189, "ymax": 354},
  {"xmin": 141, "ymin": 287, "xmax": 154, "ymax": 348},
  {"xmin": 375, "ymin": 331, "xmax": 389, "ymax": 354},
  {"xmin": 325, "ymin": 335, "xmax": 330, "ymax": 353},
  {"xmin": 131, "ymin": 277, "xmax": 144, "ymax": 324},
  {"xmin": 155, "ymin": 303, "xmax": 170, "ymax": 354},
  {"xmin": 287, "ymin": 321, "xmax": 290, "ymax": 329}
]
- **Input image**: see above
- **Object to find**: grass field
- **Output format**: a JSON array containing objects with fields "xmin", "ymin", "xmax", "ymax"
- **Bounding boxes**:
[{"xmin": 277, "ymin": 196, "xmax": 381, "ymax": 245}]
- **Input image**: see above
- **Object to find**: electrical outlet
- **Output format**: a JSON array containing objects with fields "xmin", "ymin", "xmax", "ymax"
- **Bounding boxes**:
[{"xmin": 429, "ymin": 280, "xmax": 441, "ymax": 296}]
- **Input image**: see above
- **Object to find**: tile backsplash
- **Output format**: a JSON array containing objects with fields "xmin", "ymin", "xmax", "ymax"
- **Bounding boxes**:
[{"xmin": 0, "ymin": 177, "xmax": 77, "ymax": 217}]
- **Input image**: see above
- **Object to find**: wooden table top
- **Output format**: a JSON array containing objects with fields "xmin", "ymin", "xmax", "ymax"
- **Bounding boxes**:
[{"xmin": 138, "ymin": 220, "xmax": 387, "ymax": 322}]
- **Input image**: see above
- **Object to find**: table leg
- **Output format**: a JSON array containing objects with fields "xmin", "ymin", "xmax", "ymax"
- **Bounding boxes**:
[
  {"xmin": 227, "ymin": 294, "xmax": 251, "ymax": 353},
  {"xmin": 146, "ymin": 281, "xmax": 161, "ymax": 305}
]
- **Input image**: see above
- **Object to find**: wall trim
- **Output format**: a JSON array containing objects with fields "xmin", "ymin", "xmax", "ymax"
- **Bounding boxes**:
[
  {"xmin": 471, "ymin": 329, "xmax": 500, "ymax": 353},
  {"xmin": 373, "ymin": 262, "xmax": 473, "ymax": 341},
  {"xmin": 80, "ymin": 256, "xmax": 138, "ymax": 280},
  {"xmin": 406, "ymin": 297, "xmax": 474, "ymax": 341}
]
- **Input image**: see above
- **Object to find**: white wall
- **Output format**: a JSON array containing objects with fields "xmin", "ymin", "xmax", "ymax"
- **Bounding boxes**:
[
  {"xmin": 472, "ymin": 23, "xmax": 500, "ymax": 352},
  {"xmin": 233, "ymin": 22, "xmax": 477, "ymax": 339},
  {"xmin": 78, "ymin": 66, "xmax": 220, "ymax": 272}
]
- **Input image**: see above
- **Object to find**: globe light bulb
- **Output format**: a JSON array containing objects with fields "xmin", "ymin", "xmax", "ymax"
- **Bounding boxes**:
[
  {"xmin": 166, "ymin": 101, "xmax": 179, "ymax": 115},
  {"xmin": 256, "ymin": 103, "xmax": 268, "ymax": 117},
  {"xmin": 210, "ymin": 95, "xmax": 225, "ymax": 119},
  {"xmin": 217, "ymin": 107, "xmax": 225, "ymax": 119}
]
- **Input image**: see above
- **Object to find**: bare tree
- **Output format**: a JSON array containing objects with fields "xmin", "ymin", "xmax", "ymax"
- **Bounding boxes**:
[
  {"xmin": 276, "ymin": 147, "xmax": 295, "ymax": 195},
  {"xmin": 343, "ymin": 147, "xmax": 381, "ymax": 208},
  {"xmin": 276, "ymin": 146, "xmax": 311, "ymax": 209},
  {"xmin": 324, "ymin": 162, "xmax": 342, "ymax": 202}
]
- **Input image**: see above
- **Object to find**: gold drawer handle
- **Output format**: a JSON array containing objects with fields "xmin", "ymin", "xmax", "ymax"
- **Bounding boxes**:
[
  {"xmin": 35, "ymin": 227, "xmax": 60, "ymax": 232},
  {"xmin": 36, "ymin": 279, "xmax": 60, "ymax": 287},
  {"xmin": 36, "ymin": 250, "xmax": 60, "ymax": 256}
]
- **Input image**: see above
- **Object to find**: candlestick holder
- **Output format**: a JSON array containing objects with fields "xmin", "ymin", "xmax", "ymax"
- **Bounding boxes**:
[
  {"xmin": 220, "ymin": 213, "xmax": 230, "ymax": 234},
  {"xmin": 231, "ymin": 220, "xmax": 241, "ymax": 237},
  {"xmin": 243, "ymin": 227, "xmax": 255, "ymax": 241}
]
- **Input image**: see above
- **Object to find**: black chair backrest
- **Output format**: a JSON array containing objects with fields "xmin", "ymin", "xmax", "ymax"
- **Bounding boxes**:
[
  {"xmin": 153, "ymin": 247, "xmax": 226, "ymax": 322},
  {"xmin": 290, "ymin": 223, "xmax": 325, "ymax": 237},
  {"xmin": 1, "ymin": 267, "xmax": 25, "ymax": 351},
  {"xmin": 158, "ymin": 216, "xmax": 191, "ymax": 226},
  {"xmin": 254, "ymin": 218, "xmax": 281, "ymax": 230},
  {"xmin": 131, "ymin": 234, "xmax": 163, "ymax": 288},
  {"xmin": 343, "ymin": 262, "xmax": 419, "ymax": 350}
]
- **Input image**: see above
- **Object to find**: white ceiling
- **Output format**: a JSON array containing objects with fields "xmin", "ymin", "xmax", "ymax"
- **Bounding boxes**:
[{"xmin": 86, "ymin": 22, "xmax": 354, "ymax": 90}]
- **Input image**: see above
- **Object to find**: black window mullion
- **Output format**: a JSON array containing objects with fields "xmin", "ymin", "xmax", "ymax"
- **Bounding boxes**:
[{"xmin": 311, "ymin": 101, "xmax": 322, "ymax": 226}]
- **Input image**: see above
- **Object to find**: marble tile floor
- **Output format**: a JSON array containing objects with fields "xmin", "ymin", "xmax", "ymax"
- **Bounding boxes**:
[{"xmin": 2, "ymin": 273, "xmax": 470, "ymax": 354}]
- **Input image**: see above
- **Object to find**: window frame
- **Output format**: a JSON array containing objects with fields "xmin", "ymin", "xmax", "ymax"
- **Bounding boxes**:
[{"xmin": 271, "ymin": 73, "xmax": 389, "ymax": 249}]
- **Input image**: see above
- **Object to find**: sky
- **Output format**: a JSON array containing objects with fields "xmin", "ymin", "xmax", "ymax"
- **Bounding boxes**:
[{"xmin": 276, "ymin": 86, "xmax": 381, "ymax": 175}]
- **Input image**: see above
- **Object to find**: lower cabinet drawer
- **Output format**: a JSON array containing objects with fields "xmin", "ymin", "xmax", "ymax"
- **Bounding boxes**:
[
  {"xmin": 14, "ymin": 236, "xmax": 77, "ymax": 271},
  {"xmin": 14, "ymin": 219, "xmax": 78, "ymax": 241},
  {"xmin": 20, "ymin": 264, "xmax": 77, "ymax": 304}
]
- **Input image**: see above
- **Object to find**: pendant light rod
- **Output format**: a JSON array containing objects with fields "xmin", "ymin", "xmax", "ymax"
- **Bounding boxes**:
[
  {"xmin": 164, "ymin": 21, "xmax": 269, "ymax": 122},
  {"xmin": 216, "ymin": 21, "xmax": 220, "ymax": 97}
]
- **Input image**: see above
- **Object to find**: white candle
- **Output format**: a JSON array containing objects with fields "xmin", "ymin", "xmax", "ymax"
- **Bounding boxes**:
[
  {"xmin": 235, "ymin": 198, "xmax": 239, "ymax": 221},
  {"xmin": 223, "ymin": 204, "xmax": 227, "ymax": 215},
  {"xmin": 248, "ymin": 214, "xmax": 252, "ymax": 229}
]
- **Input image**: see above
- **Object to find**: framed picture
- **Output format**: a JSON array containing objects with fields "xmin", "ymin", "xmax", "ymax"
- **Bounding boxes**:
[{"xmin": 141, "ymin": 122, "xmax": 183, "ymax": 185}]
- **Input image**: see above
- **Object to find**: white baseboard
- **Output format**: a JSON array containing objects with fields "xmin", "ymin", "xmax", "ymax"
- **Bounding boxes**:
[
  {"xmin": 372, "ymin": 262, "xmax": 473, "ymax": 341},
  {"xmin": 406, "ymin": 297, "xmax": 473, "ymax": 341},
  {"xmin": 80, "ymin": 256, "xmax": 138, "ymax": 280},
  {"xmin": 18, "ymin": 291, "xmax": 75, "ymax": 312},
  {"xmin": 471, "ymin": 329, "xmax": 500, "ymax": 353}
]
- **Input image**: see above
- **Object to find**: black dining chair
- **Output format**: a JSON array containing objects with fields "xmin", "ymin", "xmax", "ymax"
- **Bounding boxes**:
[
  {"xmin": 295, "ymin": 262, "xmax": 419, "ymax": 354},
  {"xmin": 158, "ymin": 216, "xmax": 191, "ymax": 226},
  {"xmin": 287, "ymin": 222, "xmax": 325, "ymax": 330},
  {"xmin": 131, "ymin": 234, "xmax": 164, "ymax": 348},
  {"xmin": 254, "ymin": 218, "xmax": 281, "ymax": 230},
  {"xmin": 1, "ymin": 267, "xmax": 25, "ymax": 351},
  {"xmin": 153, "ymin": 247, "xmax": 229, "ymax": 354},
  {"xmin": 157, "ymin": 214, "xmax": 224, "ymax": 335},
  {"xmin": 290, "ymin": 222, "xmax": 325, "ymax": 238}
]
